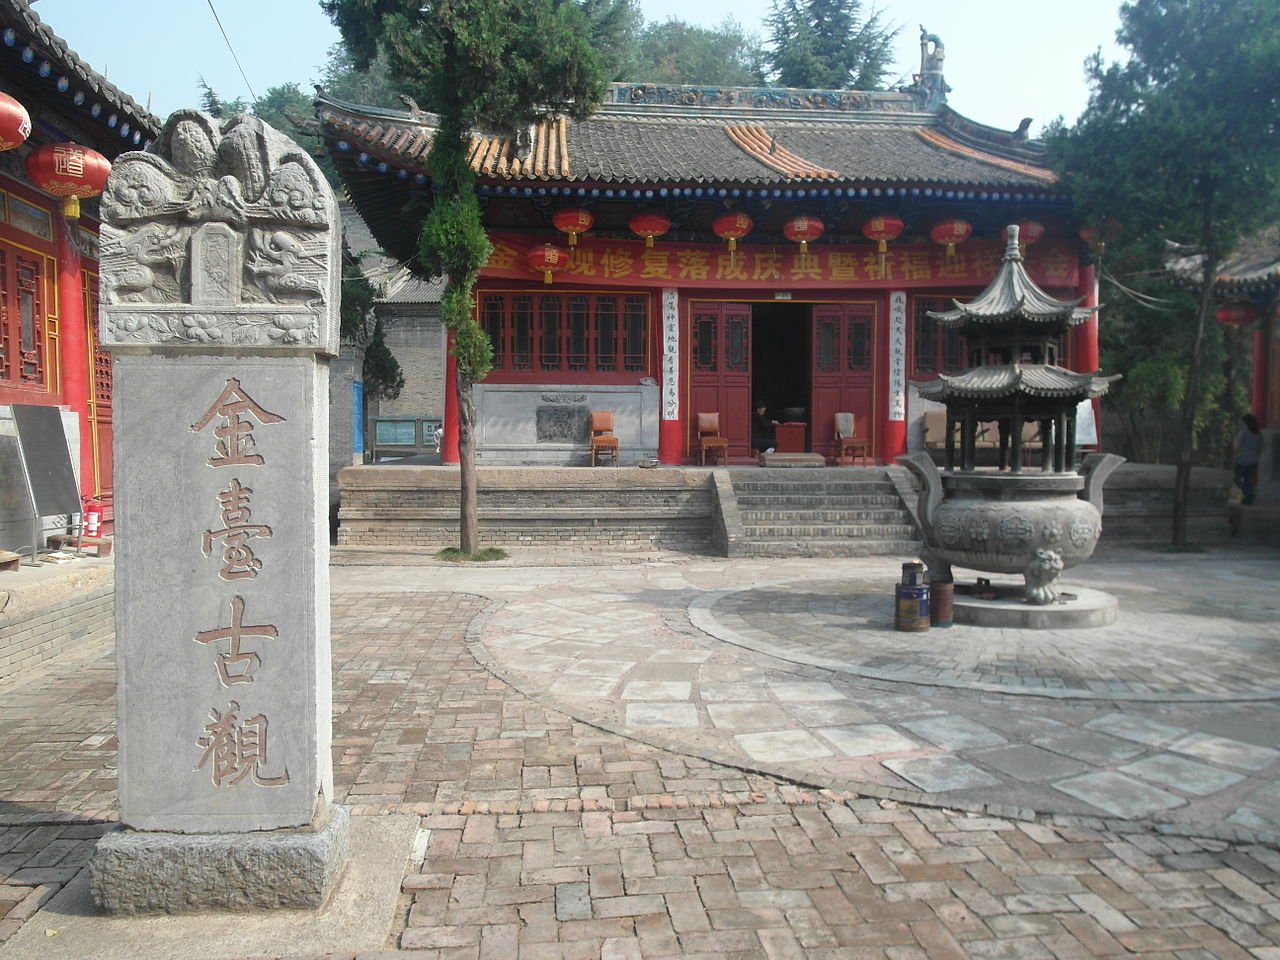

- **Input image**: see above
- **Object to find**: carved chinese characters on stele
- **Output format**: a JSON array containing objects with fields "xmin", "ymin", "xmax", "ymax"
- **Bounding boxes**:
[
  {"xmin": 101, "ymin": 113, "xmax": 337, "ymax": 834},
  {"xmin": 107, "ymin": 359, "xmax": 330, "ymax": 832}
]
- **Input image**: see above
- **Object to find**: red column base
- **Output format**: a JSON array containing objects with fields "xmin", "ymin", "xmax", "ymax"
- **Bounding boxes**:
[
  {"xmin": 880, "ymin": 420, "xmax": 905, "ymax": 465},
  {"xmin": 658, "ymin": 420, "xmax": 682, "ymax": 464}
]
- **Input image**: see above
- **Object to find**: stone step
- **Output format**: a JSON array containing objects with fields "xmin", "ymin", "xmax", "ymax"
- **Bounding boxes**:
[
  {"xmin": 738, "ymin": 509, "xmax": 912, "ymax": 524},
  {"xmin": 732, "ymin": 478, "xmax": 897, "ymax": 491},
  {"xmin": 731, "ymin": 539, "xmax": 922, "ymax": 558},
  {"xmin": 738, "ymin": 523, "xmax": 919, "ymax": 539},
  {"xmin": 734, "ymin": 494, "xmax": 904, "ymax": 509}
]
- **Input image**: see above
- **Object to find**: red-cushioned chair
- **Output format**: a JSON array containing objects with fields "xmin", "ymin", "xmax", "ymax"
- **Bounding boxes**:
[
  {"xmin": 589, "ymin": 411, "xmax": 619, "ymax": 466},
  {"xmin": 835, "ymin": 412, "xmax": 871, "ymax": 466},
  {"xmin": 697, "ymin": 412, "xmax": 729, "ymax": 466}
]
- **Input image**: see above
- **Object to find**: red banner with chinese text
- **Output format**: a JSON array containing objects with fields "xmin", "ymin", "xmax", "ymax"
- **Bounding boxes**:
[{"xmin": 482, "ymin": 234, "xmax": 1079, "ymax": 291}]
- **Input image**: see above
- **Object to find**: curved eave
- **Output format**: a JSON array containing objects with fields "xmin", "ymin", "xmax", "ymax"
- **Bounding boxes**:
[
  {"xmin": 316, "ymin": 90, "xmax": 1064, "ymax": 193},
  {"xmin": 0, "ymin": 0, "xmax": 161, "ymax": 147},
  {"xmin": 917, "ymin": 366, "xmax": 1118, "ymax": 401}
]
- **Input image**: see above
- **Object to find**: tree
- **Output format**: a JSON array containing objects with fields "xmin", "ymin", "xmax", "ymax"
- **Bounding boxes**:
[
  {"xmin": 1047, "ymin": 0, "xmax": 1280, "ymax": 545},
  {"xmin": 580, "ymin": 0, "xmax": 643, "ymax": 81},
  {"xmin": 766, "ymin": 0, "xmax": 897, "ymax": 90},
  {"xmin": 196, "ymin": 78, "xmax": 247, "ymax": 118},
  {"xmin": 323, "ymin": 0, "xmax": 605, "ymax": 554},
  {"xmin": 635, "ymin": 18, "xmax": 767, "ymax": 86}
]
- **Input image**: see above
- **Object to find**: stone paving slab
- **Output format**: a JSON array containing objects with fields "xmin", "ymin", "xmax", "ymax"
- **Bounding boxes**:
[
  {"xmin": 1, "ymin": 546, "xmax": 1279, "ymax": 957},
  {"xmin": 442, "ymin": 552, "xmax": 1280, "ymax": 839}
]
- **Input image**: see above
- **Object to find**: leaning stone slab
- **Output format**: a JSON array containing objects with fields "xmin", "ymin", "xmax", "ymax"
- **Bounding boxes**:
[{"xmin": 89, "ymin": 806, "xmax": 350, "ymax": 914}]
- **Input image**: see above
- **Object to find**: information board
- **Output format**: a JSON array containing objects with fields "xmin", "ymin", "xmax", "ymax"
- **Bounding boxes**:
[{"xmin": 11, "ymin": 404, "xmax": 81, "ymax": 516}]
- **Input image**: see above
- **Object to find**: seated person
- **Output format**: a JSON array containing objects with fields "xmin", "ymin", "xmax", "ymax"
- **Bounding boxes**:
[{"xmin": 752, "ymin": 400, "xmax": 778, "ymax": 454}]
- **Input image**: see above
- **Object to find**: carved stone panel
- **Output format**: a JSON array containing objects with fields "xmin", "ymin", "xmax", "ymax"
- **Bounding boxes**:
[
  {"xmin": 99, "ymin": 111, "xmax": 339, "ymax": 355},
  {"xmin": 536, "ymin": 405, "xmax": 590, "ymax": 443}
]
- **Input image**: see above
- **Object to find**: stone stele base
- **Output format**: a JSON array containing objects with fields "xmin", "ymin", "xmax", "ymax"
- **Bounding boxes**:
[
  {"xmin": 952, "ymin": 582, "xmax": 1118, "ymax": 629},
  {"xmin": 89, "ymin": 804, "xmax": 350, "ymax": 914}
]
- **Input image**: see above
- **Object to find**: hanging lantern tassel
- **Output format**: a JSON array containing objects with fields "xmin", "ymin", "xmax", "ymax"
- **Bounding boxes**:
[
  {"xmin": 629, "ymin": 212, "xmax": 671, "ymax": 249},
  {"xmin": 783, "ymin": 214, "xmax": 824, "ymax": 259},
  {"xmin": 862, "ymin": 215, "xmax": 904, "ymax": 279},
  {"xmin": 930, "ymin": 219, "xmax": 973, "ymax": 260},
  {"xmin": 527, "ymin": 243, "xmax": 568, "ymax": 286}
]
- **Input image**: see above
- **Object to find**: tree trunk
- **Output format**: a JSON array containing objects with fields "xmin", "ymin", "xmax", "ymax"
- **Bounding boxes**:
[
  {"xmin": 1171, "ymin": 249, "xmax": 1219, "ymax": 546},
  {"xmin": 456, "ymin": 367, "xmax": 479, "ymax": 554}
]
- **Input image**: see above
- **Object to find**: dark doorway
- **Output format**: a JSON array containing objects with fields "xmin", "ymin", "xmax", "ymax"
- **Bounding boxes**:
[{"xmin": 752, "ymin": 302, "xmax": 811, "ymax": 423}]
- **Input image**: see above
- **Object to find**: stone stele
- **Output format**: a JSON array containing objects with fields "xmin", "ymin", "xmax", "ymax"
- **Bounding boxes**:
[{"xmin": 91, "ymin": 111, "xmax": 346, "ymax": 913}]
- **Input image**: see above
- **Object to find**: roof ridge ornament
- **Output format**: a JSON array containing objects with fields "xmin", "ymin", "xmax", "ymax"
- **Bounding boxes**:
[{"xmin": 907, "ymin": 26, "xmax": 950, "ymax": 111}]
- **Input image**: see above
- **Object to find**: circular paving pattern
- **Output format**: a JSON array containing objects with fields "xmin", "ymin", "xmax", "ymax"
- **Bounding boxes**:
[{"xmin": 695, "ymin": 577, "xmax": 1280, "ymax": 699}]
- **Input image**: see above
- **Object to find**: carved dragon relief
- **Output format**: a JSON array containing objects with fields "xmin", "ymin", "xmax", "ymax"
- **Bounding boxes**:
[{"xmin": 99, "ymin": 110, "xmax": 338, "ymax": 352}]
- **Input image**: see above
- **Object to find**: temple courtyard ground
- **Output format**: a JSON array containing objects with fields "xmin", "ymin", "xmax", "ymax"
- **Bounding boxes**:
[{"xmin": 0, "ymin": 543, "xmax": 1278, "ymax": 958}]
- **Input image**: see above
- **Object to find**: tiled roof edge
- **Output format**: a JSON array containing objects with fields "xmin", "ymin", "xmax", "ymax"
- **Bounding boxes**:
[{"xmin": 2, "ymin": 0, "xmax": 161, "ymax": 136}]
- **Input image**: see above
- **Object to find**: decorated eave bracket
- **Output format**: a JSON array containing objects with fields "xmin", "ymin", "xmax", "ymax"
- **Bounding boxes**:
[{"xmin": 99, "ymin": 110, "xmax": 341, "ymax": 357}]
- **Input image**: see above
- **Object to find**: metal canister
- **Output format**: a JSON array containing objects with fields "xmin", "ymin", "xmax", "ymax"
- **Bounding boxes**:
[
  {"xmin": 900, "ymin": 561, "xmax": 925, "ymax": 586},
  {"xmin": 930, "ymin": 580, "xmax": 954, "ymax": 627},
  {"xmin": 894, "ymin": 582, "xmax": 931, "ymax": 631}
]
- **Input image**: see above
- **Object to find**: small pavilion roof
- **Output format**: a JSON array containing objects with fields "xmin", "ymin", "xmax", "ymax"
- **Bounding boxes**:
[
  {"xmin": 927, "ymin": 225, "xmax": 1096, "ymax": 329},
  {"xmin": 916, "ymin": 365, "xmax": 1118, "ymax": 402},
  {"xmin": 1166, "ymin": 227, "xmax": 1280, "ymax": 298}
]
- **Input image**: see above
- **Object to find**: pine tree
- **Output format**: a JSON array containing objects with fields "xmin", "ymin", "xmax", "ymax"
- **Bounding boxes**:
[
  {"xmin": 323, "ymin": 0, "xmax": 605, "ymax": 553},
  {"xmin": 766, "ymin": 0, "xmax": 897, "ymax": 90}
]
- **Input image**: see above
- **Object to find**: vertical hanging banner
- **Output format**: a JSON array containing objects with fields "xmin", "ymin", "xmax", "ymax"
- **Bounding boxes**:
[
  {"xmin": 661, "ymin": 288, "xmax": 679, "ymax": 421},
  {"xmin": 889, "ymin": 291, "xmax": 908, "ymax": 421}
]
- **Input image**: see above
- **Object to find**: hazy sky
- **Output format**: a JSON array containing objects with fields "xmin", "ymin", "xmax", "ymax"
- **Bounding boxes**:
[{"xmin": 31, "ymin": 0, "xmax": 1124, "ymax": 135}]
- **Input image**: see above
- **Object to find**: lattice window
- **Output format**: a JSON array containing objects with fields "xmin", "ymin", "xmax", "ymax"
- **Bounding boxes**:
[
  {"xmin": 86, "ymin": 271, "xmax": 112, "ymax": 406},
  {"xmin": 912, "ymin": 298, "xmax": 966, "ymax": 376},
  {"xmin": 0, "ymin": 242, "xmax": 47, "ymax": 388},
  {"xmin": 483, "ymin": 292, "xmax": 650, "ymax": 377}
]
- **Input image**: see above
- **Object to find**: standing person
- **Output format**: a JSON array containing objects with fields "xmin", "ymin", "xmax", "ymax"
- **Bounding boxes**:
[
  {"xmin": 1234, "ymin": 413, "xmax": 1262, "ymax": 505},
  {"xmin": 752, "ymin": 400, "xmax": 778, "ymax": 454}
]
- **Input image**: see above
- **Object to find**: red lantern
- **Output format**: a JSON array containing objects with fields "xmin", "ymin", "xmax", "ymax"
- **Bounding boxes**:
[
  {"xmin": 862, "ymin": 214, "xmax": 904, "ymax": 253},
  {"xmin": 25, "ymin": 142, "xmax": 111, "ymax": 219},
  {"xmin": 712, "ymin": 211, "xmax": 753, "ymax": 253},
  {"xmin": 930, "ymin": 219, "xmax": 972, "ymax": 258},
  {"xmin": 527, "ymin": 243, "xmax": 568, "ymax": 285},
  {"xmin": 1078, "ymin": 224, "xmax": 1096, "ymax": 248},
  {"xmin": 552, "ymin": 208, "xmax": 593, "ymax": 247},
  {"xmin": 1215, "ymin": 303, "xmax": 1259, "ymax": 328},
  {"xmin": 629, "ymin": 212, "xmax": 671, "ymax": 248},
  {"xmin": 783, "ymin": 215, "xmax": 824, "ymax": 255},
  {"xmin": 0, "ymin": 91, "xmax": 31, "ymax": 152}
]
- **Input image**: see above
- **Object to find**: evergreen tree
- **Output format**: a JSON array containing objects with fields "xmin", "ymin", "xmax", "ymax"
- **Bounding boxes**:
[
  {"xmin": 1047, "ymin": 0, "xmax": 1280, "ymax": 545},
  {"xmin": 635, "ymin": 18, "xmax": 767, "ymax": 86},
  {"xmin": 766, "ymin": 0, "xmax": 897, "ymax": 90},
  {"xmin": 322, "ymin": 0, "xmax": 605, "ymax": 553}
]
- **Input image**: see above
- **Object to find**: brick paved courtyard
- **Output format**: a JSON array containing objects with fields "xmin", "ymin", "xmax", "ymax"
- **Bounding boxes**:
[{"xmin": 0, "ymin": 548, "xmax": 1278, "ymax": 957}]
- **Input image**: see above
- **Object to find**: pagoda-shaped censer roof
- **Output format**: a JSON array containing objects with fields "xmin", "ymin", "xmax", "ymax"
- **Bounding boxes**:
[
  {"xmin": 928, "ymin": 224, "xmax": 1096, "ymax": 329},
  {"xmin": 916, "ymin": 364, "xmax": 1118, "ymax": 402}
]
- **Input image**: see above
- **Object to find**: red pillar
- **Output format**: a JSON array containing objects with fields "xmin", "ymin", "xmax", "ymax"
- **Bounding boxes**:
[
  {"xmin": 880, "ymin": 291, "xmax": 907, "ymax": 464},
  {"xmin": 56, "ymin": 215, "xmax": 93, "ymax": 500},
  {"xmin": 441, "ymin": 330, "xmax": 460, "ymax": 464},
  {"xmin": 1253, "ymin": 311, "xmax": 1271, "ymax": 426}
]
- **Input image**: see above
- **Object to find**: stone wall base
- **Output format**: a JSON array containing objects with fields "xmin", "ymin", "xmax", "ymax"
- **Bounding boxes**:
[{"xmin": 89, "ymin": 805, "xmax": 350, "ymax": 914}]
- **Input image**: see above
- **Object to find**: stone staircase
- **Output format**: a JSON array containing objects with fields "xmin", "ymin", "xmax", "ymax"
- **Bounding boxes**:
[{"xmin": 722, "ymin": 467, "xmax": 922, "ymax": 557}]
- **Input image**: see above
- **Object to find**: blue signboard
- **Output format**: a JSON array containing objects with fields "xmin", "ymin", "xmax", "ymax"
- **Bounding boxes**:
[{"xmin": 352, "ymin": 381, "xmax": 365, "ymax": 454}]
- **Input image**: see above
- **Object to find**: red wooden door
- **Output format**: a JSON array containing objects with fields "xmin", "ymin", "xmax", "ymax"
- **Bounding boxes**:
[
  {"xmin": 810, "ymin": 303, "xmax": 877, "ymax": 461},
  {"xmin": 688, "ymin": 301, "xmax": 752, "ymax": 458}
]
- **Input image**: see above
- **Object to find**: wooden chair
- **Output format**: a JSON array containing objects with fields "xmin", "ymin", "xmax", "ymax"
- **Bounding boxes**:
[
  {"xmin": 834, "ymin": 412, "xmax": 871, "ymax": 466},
  {"xmin": 589, "ymin": 411, "xmax": 619, "ymax": 466},
  {"xmin": 697, "ymin": 412, "xmax": 729, "ymax": 466}
]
